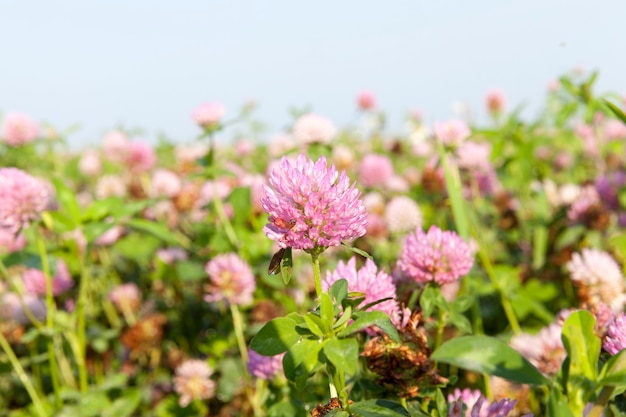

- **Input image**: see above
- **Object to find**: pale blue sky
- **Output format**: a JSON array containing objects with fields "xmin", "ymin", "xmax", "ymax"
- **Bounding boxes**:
[{"xmin": 1, "ymin": 1, "xmax": 625, "ymax": 148}]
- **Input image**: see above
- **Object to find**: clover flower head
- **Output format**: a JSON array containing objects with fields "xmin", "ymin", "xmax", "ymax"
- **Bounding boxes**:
[
  {"xmin": 398, "ymin": 225, "xmax": 474, "ymax": 285},
  {"xmin": 0, "ymin": 168, "xmax": 50, "ymax": 233},
  {"xmin": 323, "ymin": 257, "xmax": 401, "ymax": 326},
  {"xmin": 262, "ymin": 154, "xmax": 367, "ymax": 251},
  {"xmin": 359, "ymin": 153, "xmax": 394, "ymax": 188},
  {"xmin": 247, "ymin": 349, "xmax": 285, "ymax": 380},
  {"xmin": 204, "ymin": 253, "xmax": 256, "ymax": 307},
  {"xmin": 2, "ymin": 112, "xmax": 40, "ymax": 146},
  {"xmin": 192, "ymin": 102, "xmax": 226, "ymax": 127},
  {"xmin": 293, "ymin": 113, "xmax": 337, "ymax": 144},
  {"xmin": 604, "ymin": 312, "xmax": 626, "ymax": 355},
  {"xmin": 174, "ymin": 359, "xmax": 216, "ymax": 407}
]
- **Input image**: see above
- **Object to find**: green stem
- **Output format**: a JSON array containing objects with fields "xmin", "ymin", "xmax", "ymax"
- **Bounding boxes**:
[
  {"xmin": 0, "ymin": 259, "xmax": 43, "ymax": 329},
  {"xmin": 311, "ymin": 253, "xmax": 322, "ymax": 298},
  {"xmin": 75, "ymin": 241, "xmax": 89, "ymax": 392},
  {"xmin": 588, "ymin": 386, "xmax": 614, "ymax": 417},
  {"xmin": 35, "ymin": 234, "xmax": 62, "ymax": 407},
  {"xmin": 0, "ymin": 331, "xmax": 48, "ymax": 417},
  {"xmin": 434, "ymin": 309, "xmax": 446, "ymax": 352},
  {"xmin": 212, "ymin": 189, "xmax": 240, "ymax": 249}
]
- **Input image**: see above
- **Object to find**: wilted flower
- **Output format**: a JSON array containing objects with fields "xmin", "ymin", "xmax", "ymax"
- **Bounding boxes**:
[
  {"xmin": 359, "ymin": 153, "xmax": 394, "ymax": 188},
  {"xmin": 150, "ymin": 169, "xmax": 182, "ymax": 198},
  {"xmin": 262, "ymin": 154, "xmax": 367, "ymax": 251},
  {"xmin": 357, "ymin": 90, "xmax": 376, "ymax": 111},
  {"xmin": 434, "ymin": 120, "xmax": 471, "ymax": 147},
  {"xmin": 384, "ymin": 196, "xmax": 422, "ymax": 234},
  {"xmin": 204, "ymin": 253, "xmax": 256, "ymax": 307},
  {"xmin": 0, "ymin": 168, "xmax": 50, "ymax": 233},
  {"xmin": 322, "ymin": 257, "xmax": 401, "ymax": 326},
  {"xmin": 604, "ymin": 312, "xmax": 626, "ymax": 355},
  {"xmin": 174, "ymin": 359, "xmax": 216, "ymax": 407},
  {"xmin": 247, "ymin": 349, "xmax": 285, "ymax": 380},
  {"xmin": 292, "ymin": 113, "xmax": 337, "ymax": 145},
  {"xmin": 108, "ymin": 283, "xmax": 142, "ymax": 313},
  {"xmin": 566, "ymin": 248, "xmax": 626, "ymax": 312},
  {"xmin": 1, "ymin": 113, "xmax": 40, "ymax": 146},
  {"xmin": 398, "ymin": 225, "xmax": 474, "ymax": 285},
  {"xmin": 510, "ymin": 322, "xmax": 565, "ymax": 377},
  {"xmin": 192, "ymin": 102, "xmax": 226, "ymax": 127}
]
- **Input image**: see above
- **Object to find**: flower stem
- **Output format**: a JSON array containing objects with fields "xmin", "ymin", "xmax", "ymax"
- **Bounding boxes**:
[
  {"xmin": 311, "ymin": 253, "xmax": 322, "ymax": 298},
  {"xmin": 75, "ymin": 242, "xmax": 90, "ymax": 392},
  {"xmin": 0, "ymin": 259, "xmax": 44, "ymax": 329},
  {"xmin": 212, "ymin": 188, "xmax": 240, "ymax": 249},
  {"xmin": 35, "ymin": 233, "xmax": 62, "ymax": 406},
  {"xmin": 0, "ymin": 331, "xmax": 48, "ymax": 417}
]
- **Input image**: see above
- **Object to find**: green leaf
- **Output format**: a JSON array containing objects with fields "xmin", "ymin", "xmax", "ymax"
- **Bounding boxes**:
[
  {"xmin": 102, "ymin": 388, "xmax": 142, "ymax": 417},
  {"xmin": 329, "ymin": 279, "xmax": 348, "ymax": 307},
  {"xmin": 250, "ymin": 316, "xmax": 302, "ymax": 356},
  {"xmin": 547, "ymin": 386, "xmax": 576, "ymax": 417},
  {"xmin": 82, "ymin": 222, "xmax": 116, "ymax": 243},
  {"xmin": 320, "ymin": 293, "xmax": 335, "ymax": 332},
  {"xmin": 332, "ymin": 306, "xmax": 352, "ymax": 330},
  {"xmin": 602, "ymin": 99, "xmax": 626, "ymax": 124},
  {"xmin": 280, "ymin": 247, "xmax": 293, "ymax": 285},
  {"xmin": 303, "ymin": 313, "xmax": 325, "ymax": 338},
  {"xmin": 341, "ymin": 242, "xmax": 373, "ymax": 259},
  {"xmin": 52, "ymin": 177, "xmax": 81, "ymax": 227},
  {"xmin": 323, "ymin": 338, "xmax": 359, "ymax": 375},
  {"xmin": 338, "ymin": 311, "xmax": 400, "ymax": 343},
  {"xmin": 438, "ymin": 144, "xmax": 469, "ymax": 240},
  {"xmin": 282, "ymin": 337, "xmax": 326, "ymax": 386},
  {"xmin": 228, "ymin": 187, "xmax": 252, "ymax": 225},
  {"xmin": 126, "ymin": 219, "xmax": 185, "ymax": 247},
  {"xmin": 348, "ymin": 399, "xmax": 409, "ymax": 417},
  {"xmin": 175, "ymin": 261, "xmax": 206, "ymax": 282},
  {"xmin": 431, "ymin": 335, "xmax": 549, "ymax": 385},
  {"xmin": 599, "ymin": 349, "xmax": 626, "ymax": 387},
  {"xmin": 448, "ymin": 312, "xmax": 472, "ymax": 334}
]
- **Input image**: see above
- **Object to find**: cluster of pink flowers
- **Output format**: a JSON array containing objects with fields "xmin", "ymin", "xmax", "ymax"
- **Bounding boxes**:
[
  {"xmin": 434, "ymin": 120, "xmax": 471, "ymax": 148},
  {"xmin": 359, "ymin": 153, "xmax": 394, "ymax": 188},
  {"xmin": 447, "ymin": 388, "xmax": 523, "ymax": 417},
  {"xmin": 247, "ymin": 349, "xmax": 285, "ymax": 380},
  {"xmin": 397, "ymin": 225, "xmax": 474, "ymax": 285},
  {"xmin": 173, "ymin": 359, "xmax": 216, "ymax": 407},
  {"xmin": 1, "ymin": 112, "xmax": 40, "ymax": 146},
  {"xmin": 204, "ymin": 253, "xmax": 256, "ymax": 307},
  {"xmin": 322, "ymin": 257, "xmax": 401, "ymax": 326},
  {"xmin": 262, "ymin": 154, "xmax": 367, "ymax": 251},
  {"xmin": 0, "ymin": 168, "xmax": 50, "ymax": 233},
  {"xmin": 357, "ymin": 90, "xmax": 376, "ymax": 111},
  {"xmin": 604, "ymin": 312, "xmax": 626, "ymax": 355}
]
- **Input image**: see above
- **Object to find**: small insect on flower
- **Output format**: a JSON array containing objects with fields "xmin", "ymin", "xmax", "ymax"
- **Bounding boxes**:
[
  {"xmin": 271, "ymin": 217, "xmax": 296, "ymax": 230},
  {"xmin": 268, "ymin": 248, "xmax": 287, "ymax": 275}
]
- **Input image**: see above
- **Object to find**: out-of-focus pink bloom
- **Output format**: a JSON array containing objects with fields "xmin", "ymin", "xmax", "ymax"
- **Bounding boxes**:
[
  {"xmin": 447, "ymin": 388, "xmax": 483, "ymax": 416},
  {"xmin": 567, "ymin": 248, "xmax": 626, "ymax": 312},
  {"xmin": 174, "ymin": 359, "xmax": 216, "ymax": 407},
  {"xmin": 386, "ymin": 175, "xmax": 410, "ymax": 193},
  {"xmin": 23, "ymin": 260, "xmax": 73, "ymax": 297},
  {"xmin": 357, "ymin": 90, "xmax": 376, "ymax": 111},
  {"xmin": 78, "ymin": 150, "xmax": 102, "ymax": 177},
  {"xmin": 457, "ymin": 141, "xmax": 492, "ymax": 172},
  {"xmin": 204, "ymin": 253, "xmax": 256, "ymax": 307},
  {"xmin": 604, "ymin": 312, "xmax": 626, "ymax": 355},
  {"xmin": 240, "ymin": 174, "xmax": 266, "ymax": 214},
  {"xmin": 575, "ymin": 123, "xmax": 599, "ymax": 157},
  {"xmin": 384, "ymin": 196, "xmax": 422, "ymax": 234},
  {"xmin": 95, "ymin": 224, "xmax": 124, "ymax": 246},
  {"xmin": 268, "ymin": 133, "xmax": 295, "ymax": 157},
  {"xmin": 0, "ymin": 229, "xmax": 26, "ymax": 254},
  {"xmin": 95, "ymin": 175, "xmax": 127, "ymax": 199},
  {"xmin": 198, "ymin": 179, "xmax": 232, "ymax": 207},
  {"xmin": 332, "ymin": 145, "xmax": 356, "ymax": 171},
  {"xmin": 102, "ymin": 131, "xmax": 130, "ymax": 163},
  {"xmin": 323, "ymin": 257, "xmax": 401, "ymax": 326},
  {"xmin": 156, "ymin": 247, "xmax": 188, "ymax": 265},
  {"xmin": 2, "ymin": 292, "xmax": 46, "ymax": 324},
  {"xmin": 108, "ymin": 283, "xmax": 141, "ymax": 313},
  {"xmin": 247, "ymin": 349, "xmax": 285, "ymax": 380},
  {"xmin": 566, "ymin": 185, "xmax": 599, "ymax": 223},
  {"xmin": 359, "ymin": 154, "xmax": 394, "ymax": 188},
  {"xmin": 547, "ymin": 79, "xmax": 560, "ymax": 92},
  {"xmin": 485, "ymin": 89, "xmax": 506, "ymax": 115},
  {"xmin": 292, "ymin": 113, "xmax": 337, "ymax": 145},
  {"xmin": 447, "ymin": 388, "xmax": 520, "ymax": 417},
  {"xmin": 434, "ymin": 120, "xmax": 471, "ymax": 147},
  {"xmin": 126, "ymin": 141, "xmax": 156, "ymax": 173},
  {"xmin": 398, "ymin": 225, "xmax": 474, "ymax": 285},
  {"xmin": 262, "ymin": 154, "xmax": 367, "ymax": 251},
  {"xmin": 0, "ymin": 168, "xmax": 50, "ymax": 233},
  {"xmin": 234, "ymin": 139, "xmax": 255, "ymax": 156},
  {"xmin": 366, "ymin": 213, "xmax": 388, "ymax": 238},
  {"xmin": 1, "ymin": 113, "xmax": 40, "ymax": 146},
  {"xmin": 175, "ymin": 142, "xmax": 208, "ymax": 166},
  {"xmin": 150, "ymin": 169, "xmax": 182, "ymax": 198},
  {"xmin": 604, "ymin": 119, "xmax": 626, "ymax": 141},
  {"xmin": 510, "ymin": 322, "xmax": 564, "ymax": 377},
  {"xmin": 192, "ymin": 102, "xmax": 226, "ymax": 127},
  {"xmin": 363, "ymin": 192, "xmax": 386, "ymax": 215}
]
